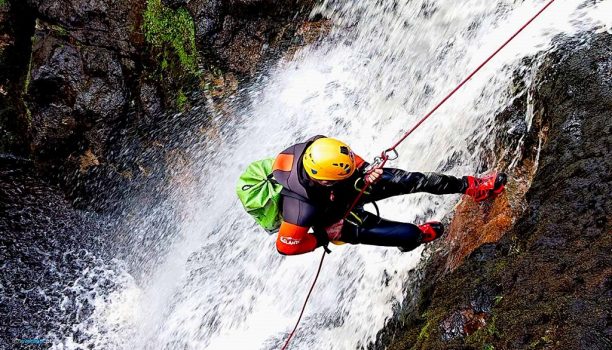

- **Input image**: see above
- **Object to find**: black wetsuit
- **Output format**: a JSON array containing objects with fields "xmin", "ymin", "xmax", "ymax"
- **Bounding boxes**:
[
  {"xmin": 273, "ymin": 136, "xmax": 468, "ymax": 254},
  {"xmin": 339, "ymin": 169, "xmax": 466, "ymax": 251}
]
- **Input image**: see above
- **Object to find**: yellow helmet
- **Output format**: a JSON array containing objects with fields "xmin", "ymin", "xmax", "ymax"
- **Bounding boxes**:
[{"xmin": 302, "ymin": 138, "xmax": 356, "ymax": 180}]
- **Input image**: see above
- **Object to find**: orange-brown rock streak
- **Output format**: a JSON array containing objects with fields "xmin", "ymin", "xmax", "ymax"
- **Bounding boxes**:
[{"xmin": 445, "ymin": 192, "xmax": 513, "ymax": 271}]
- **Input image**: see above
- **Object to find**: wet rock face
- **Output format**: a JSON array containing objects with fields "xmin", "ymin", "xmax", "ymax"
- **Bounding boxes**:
[
  {"xmin": 440, "ymin": 308, "xmax": 488, "ymax": 340},
  {"xmin": 14, "ymin": 0, "xmax": 148, "ymax": 204},
  {"xmin": 502, "ymin": 33, "xmax": 611, "ymax": 349},
  {"xmin": 0, "ymin": 1, "xmax": 35, "ymax": 157},
  {"xmin": 22, "ymin": 0, "xmax": 145, "ymax": 163},
  {"xmin": 10, "ymin": 0, "xmax": 319, "ymax": 207},
  {"xmin": 187, "ymin": 0, "xmax": 315, "ymax": 75},
  {"xmin": 27, "ymin": 25, "xmax": 127, "ymax": 161},
  {"xmin": 162, "ymin": 0, "xmax": 188, "ymax": 9},
  {"xmin": 378, "ymin": 33, "xmax": 612, "ymax": 350},
  {"xmin": 25, "ymin": 0, "xmax": 145, "ymax": 54}
]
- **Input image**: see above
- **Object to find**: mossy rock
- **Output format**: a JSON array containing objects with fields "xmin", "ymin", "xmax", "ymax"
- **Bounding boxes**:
[{"xmin": 142, "ymin": 0, "xmax": 198, "ymax": 74}]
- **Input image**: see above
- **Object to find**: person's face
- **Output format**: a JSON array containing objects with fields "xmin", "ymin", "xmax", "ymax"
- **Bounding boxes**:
[{"xmin": 312, "ymin": 178, "xmax": 339, "ymax": 187}]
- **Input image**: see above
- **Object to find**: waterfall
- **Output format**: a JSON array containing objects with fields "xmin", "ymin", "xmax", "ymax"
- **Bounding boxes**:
[{"xmin": 51, "ymin": 1, "xmax": 610, "ymax": 349}]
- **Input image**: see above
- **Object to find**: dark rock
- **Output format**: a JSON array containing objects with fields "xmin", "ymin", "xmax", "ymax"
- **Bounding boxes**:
[
  {"xmin": 580, "ymin": 330, "xmax": 612, "ymax": 350},
  {"xmin": 6, "ymin": 1, "xmax": 149, "ymax": 207},
  {"xmin": 187, "ymin": 0, "xmax": 316, "ymax": 75},
  {"xmin": 27, "ymin": 25, "xmax": 127, "ymax": 161},
  {"xmin": 0, "ymin": 1, "xmax": 35, "ymax": 157},
  {"xmin": 162, "ymin": 0, "xmax": 188, "ymax": 9},
  {"xmin": 139, "ymin": 81, "xmax": 164, "ymax": 118},
  {"xmin": 25, "ymin": 0, "xmax": 145, "ymax": 54},
  {"xmin": 440, "ymin": 308, "xmax": 488, "ymax": 341},
  {"xmin": 469, "ymin": 243, "xmax": 499, "ymax": 262},
  {"xmin": 379, "ymin": 32, "xmax": 612, "ymax": 350},
  {"xmin": 187, "ymin": 0, "xmax": 223, "ymax": 47},
  {"xmin": 9, "ymin": 0, "xmax": 318, "ymax": 208}
]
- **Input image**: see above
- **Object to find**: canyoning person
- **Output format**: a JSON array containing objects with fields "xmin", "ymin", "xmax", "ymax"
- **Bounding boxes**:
[{"xmin": 271, "ymin": 136, "xmax": 507, "ymax": 255}]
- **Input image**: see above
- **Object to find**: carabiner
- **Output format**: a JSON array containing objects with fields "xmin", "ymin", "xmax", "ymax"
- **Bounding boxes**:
[
  {"xmin": 383, "ymin": 148, "xmax": 399, "ymax": 161},
  {"xmin": 353, "ymin": 177, "xmax": 372, "ymax": 195},
  {"xmin": 364, "ymin": 156, "xmax": 384, "ymax": 174}
]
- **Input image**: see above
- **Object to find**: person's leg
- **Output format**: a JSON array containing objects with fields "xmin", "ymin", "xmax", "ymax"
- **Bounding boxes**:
[
  {"xmin": 339, "ymin": 211, "xmax": 434, "ymax": 252},
  {"xmin": 363, "ymin": 169, "xmax": 466, "ymax": 203},
  {"xmin": 363, "ymin": 169, "xmax": 508, "ymax": 203}
]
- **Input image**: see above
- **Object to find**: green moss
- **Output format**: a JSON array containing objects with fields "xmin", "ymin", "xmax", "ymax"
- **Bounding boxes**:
[
  {"xmin": 22, "ymin": 35, "xmax": 34, "ymax": 124},
  {"xmin": 23, "ymin": 39, "xmax": 34, "ymax": 95},
  {"xmin": 0, "ymin": 0, "xmax": 6, "ymax": 7},
  {"xmin": 465, "ymin": 316, "xmax": 501, "ymax": 348},
  {"xmin": 417, "ymin": 321, "xmax": 431, "ymax": 341},
  {"xmin": 51, "ymin": 24, "xmax": 69, "ymax": 37},
  {"xmin": 142, "ymin": 0, "xmax": 198, "ymax": 73},
  {"xmin": 176, "ymin": 90, "xmax": 188, "ymax": 110},
  {"xmin": 492, "ymin": 259, "xmax": 508, "ymax": 274},
  {"xmin": 528, "ymin": 335, "xmax": 554, "ymax": 349}
]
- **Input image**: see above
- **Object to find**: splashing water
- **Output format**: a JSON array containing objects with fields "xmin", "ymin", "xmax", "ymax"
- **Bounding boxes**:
[{"xmin": 51, "ymin": 1, "xmax": 609, "ymax": 349}]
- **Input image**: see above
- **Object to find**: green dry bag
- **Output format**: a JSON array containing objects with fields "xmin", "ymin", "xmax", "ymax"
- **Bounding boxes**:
[{"xmin": 236, "ymin": 158, "xmax": 283, "ymax": 233}]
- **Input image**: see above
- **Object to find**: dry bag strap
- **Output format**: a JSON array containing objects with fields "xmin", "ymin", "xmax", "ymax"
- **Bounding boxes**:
[{"xmin": 241, "ymin": 173, "xmax": 277, "ymax": 191}]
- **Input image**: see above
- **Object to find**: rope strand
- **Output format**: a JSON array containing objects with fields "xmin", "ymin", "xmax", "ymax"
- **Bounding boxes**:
[{"xmin": 280, "ymin": 251, "xmax": 326, "ymax": 350}]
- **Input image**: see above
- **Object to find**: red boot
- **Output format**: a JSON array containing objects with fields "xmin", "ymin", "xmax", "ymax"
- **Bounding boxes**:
[
  {"xmin": 418, "ymin": 221, "xmax": 444, "ymax": 243},
  {"xmin": 464, "ymin": 173, "xmax": 507, "ymax": 202}
]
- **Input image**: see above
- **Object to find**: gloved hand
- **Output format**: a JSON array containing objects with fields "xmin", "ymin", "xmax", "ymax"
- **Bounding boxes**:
[{"xmin": 324, "ymin": 219, "xmax": 344, "ymax": 241}]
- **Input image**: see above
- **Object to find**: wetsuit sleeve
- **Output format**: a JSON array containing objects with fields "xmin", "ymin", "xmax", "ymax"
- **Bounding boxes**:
[
  {"xmin": 276, "ymin": 195, "xmax": 323, "ymax": 255},
  {"xmin": 276, "ymin": 221, "xmax": 319, "ymax": 255}
]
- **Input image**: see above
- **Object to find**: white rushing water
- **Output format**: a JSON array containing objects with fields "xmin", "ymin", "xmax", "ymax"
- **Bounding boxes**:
[{"xmin": 53, "ymin": 0, "xmax": 611, "ymax": 349}]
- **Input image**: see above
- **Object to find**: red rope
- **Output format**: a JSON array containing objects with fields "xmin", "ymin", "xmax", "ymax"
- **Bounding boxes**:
[
  {"xmin": 387, "ymin": 0, "xmax": 557, "ymax": 152},
  {"xmin": 280, "ymin": 1, "xmax": 557, "ymax": 348},
  {"xmin": 344, "ymin": 0, "xmax": 558, "ymax": 225},
  {"xmin": 280, "ymin": 251, "xmax": 326, "ymax": 350}
]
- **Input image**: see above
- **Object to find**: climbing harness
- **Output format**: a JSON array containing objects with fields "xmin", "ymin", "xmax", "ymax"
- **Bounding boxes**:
[{"xmin": 280, "ymin": 0, "xmax": 558, "ymax": 348}]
